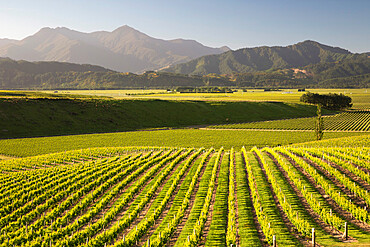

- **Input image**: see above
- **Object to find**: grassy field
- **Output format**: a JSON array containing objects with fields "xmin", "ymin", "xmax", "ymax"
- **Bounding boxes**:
[
  {"xmin": 0, "ymin": 95, "xmax": 329, "ymax": 139},
  {"xmin": 0, "ymin": 143, "xmax": 369, "ymax": 246},
  {"xmin": 0, "ymin": 129, "xmax": 367, "ymax": 157}
]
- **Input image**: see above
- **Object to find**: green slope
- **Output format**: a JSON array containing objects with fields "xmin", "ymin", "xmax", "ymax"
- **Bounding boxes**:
[{"xmin": 0, "ymin": 97, "xmax": 328, "ymax": 139}]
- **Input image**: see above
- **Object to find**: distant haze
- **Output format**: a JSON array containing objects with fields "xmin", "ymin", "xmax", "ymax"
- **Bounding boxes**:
[{"xmin": 0, "ymin": 26, "xmax": 229, "ymax": 73}]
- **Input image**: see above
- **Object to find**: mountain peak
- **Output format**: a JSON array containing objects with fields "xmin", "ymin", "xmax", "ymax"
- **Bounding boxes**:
[
  {"xmin": 0, "ymin": 25, "xmax": 230, "ymax": 73},
  {"xmin": 112, "ymin": 25, "xmax": 140, "ymax": 33},
  {"xmin": 299, "ymin": 40, "xmax": 321, "ymax": 45},
  {"xmin": 36, "ymin": 26, "xmax": 76, "ymax": 36},
  {"xmin": 294, "ymin": 40, "xmax": 351, "ymax": 54}
]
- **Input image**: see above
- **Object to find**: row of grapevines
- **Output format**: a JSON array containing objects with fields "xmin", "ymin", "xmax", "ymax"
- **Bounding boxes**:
[
  {"xmin": 253, "ymin": 147, "xmax": 311, "ymax": 237},
  {"xmin": 226, "ymin": 148, "xmax": 237, "ymax": 246},
  {"xmin": 279, "ymin": 148, "xmax": 369, "ymax": 223},
  {"xmin": 145, "ymin": 148, "xmax": 214, "ymax": 247},
  {"xmin": 0, "ymin": 156, "xmax": 123, "ymax": 213},
  {"xmin": 0, "ymin": 161, "xmax": 81, "ymax": 202},
  {"xmin": 0, "ymin": 146, "xmax": 165, "ymax": 171},
  {"xmin": 50, "ymin": 149, "xmax": 184, "ymax": 247},
  {"xmin": 323, "ymin": 148, "xmax": 370, "ymax": 171},
  {"xmin": 210, "ymin": 111, "xmax": 370, "ymax": 131},
  {"xmin": 234, "ymin": 152, "xmax": 262, "ymax": 246},
  {"xmin": 339, "ymin": 147, "xmax": 370, "ymax": 162},
  {"xmin": 307, "ymin": 148, "xmax": 370, "ymax": 186},
  {"xmin": 109, "ymin": 149, "xmax": 203, "ymax": 247},
  {"xmin": 0, "ymin": 155, "xmax": 127, "ymax": 232},
  {"xmin": 289, "ymin": 148, "xmax": 370, "ymax": 207},
  {"xmin": 31, "ymin": 150, "xmax": 169, "ymax": 246},
  {"xmin": 1, "ymin": 153, "xmax": 147, "ymax": 246},
  {"xmin": 182, "ymin": 148, "xmax": 223, "ymax": 247},
  {"xmin": 56, "ymin": 149, "xmax": 192, "ymax": 247},
  {"xmin": 241, "ymin": 147, "xmax": 274, "ymax": 245},
  {"xmin": 0, "ymin": 162, "xmax": 79, "ymax": 209},
  {"xmin": 267, "ymin": 147, "xmax": 344, "ymax": 230}
]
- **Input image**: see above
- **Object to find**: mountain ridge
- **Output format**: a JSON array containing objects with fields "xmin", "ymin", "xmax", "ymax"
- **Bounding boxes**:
[
  {"xmin": 0, "ymin": 25, "xmax": 229, "ymax": 73},
  {"xmin": 163, "ymin": 40, "xmax": 362, "ymax": 75}
]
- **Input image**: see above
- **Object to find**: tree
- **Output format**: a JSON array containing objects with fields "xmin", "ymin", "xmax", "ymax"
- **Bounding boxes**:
[
  {"xmin": 300, "ymin": 92, "xmax": 352, "ymax": 110},
  {"xmin": 315, "ymin": 104, "xmax": 324, "ymax": 140}
]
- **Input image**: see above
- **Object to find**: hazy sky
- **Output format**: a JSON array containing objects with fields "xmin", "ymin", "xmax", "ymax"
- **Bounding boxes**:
[{"xmin": 0, "ymin": 0, "xmax": 369, "ymax": 53}]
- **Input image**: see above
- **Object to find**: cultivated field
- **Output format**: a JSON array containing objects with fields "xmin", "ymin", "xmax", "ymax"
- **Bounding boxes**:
[
  {"xmin": 38, "ymin": 89, "xmax": 370, "ymax": 109},
  {"xmin": 0, "ymin": 129, "xmax": 367, "ymax": 157},
  {"xmin": 0, "ymin": 89, "xmax": 369, "ymax": 246},
  {"xmin": 211, "ymin": 110, "xmax": 370, "ymax": 131},
  {"xmin": 0, "ymin": 139, "xmax": 369, "ymax": 246}
]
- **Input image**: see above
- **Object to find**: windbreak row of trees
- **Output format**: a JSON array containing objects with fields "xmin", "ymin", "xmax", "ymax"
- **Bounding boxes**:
[{"xmin": 175, "ymin": 86, "xmax": 236, "ymax": 93}]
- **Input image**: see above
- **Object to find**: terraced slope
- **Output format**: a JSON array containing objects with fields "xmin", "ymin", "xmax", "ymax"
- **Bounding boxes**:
[{"xmin": 0, "ymin": 145, "xmax": 369, "ymax": 246}]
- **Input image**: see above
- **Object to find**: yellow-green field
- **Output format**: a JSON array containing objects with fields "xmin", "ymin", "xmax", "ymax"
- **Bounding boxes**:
[{"xmin": 37, "ymin": 88, "xmax": 370, "ymax": 109}]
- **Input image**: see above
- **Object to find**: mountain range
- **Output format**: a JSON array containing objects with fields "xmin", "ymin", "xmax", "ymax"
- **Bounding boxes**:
[
  {"xmin": 163, "ymin": 40, "xmax": 363, "ymax": 75},
  {"xmin": 0, "ymin": 28, "xmax": 369, "ymax": 89},
  {"xmin": 0, "ymin": 25, "xmax": 229, "ymax": 73}
]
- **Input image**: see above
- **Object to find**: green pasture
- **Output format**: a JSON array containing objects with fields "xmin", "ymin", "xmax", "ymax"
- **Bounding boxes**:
[{"xmin": 0, "ymin": 97, "xmax": 325, "ymax": 139}]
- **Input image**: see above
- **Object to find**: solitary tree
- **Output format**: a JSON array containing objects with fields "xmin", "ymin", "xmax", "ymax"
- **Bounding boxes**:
[{"xmin": 315, "ymin": 104, "xmax": 324, "ymax": 140}]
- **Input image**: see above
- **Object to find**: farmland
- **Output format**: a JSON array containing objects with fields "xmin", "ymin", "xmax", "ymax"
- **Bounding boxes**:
[
  {"xmin": 211, "ymin": 110, "xmax": 370, "ymax": 131},
  {"xmin": 0, "ymin": 88, "xmax": 369, "ymax": 246},
  {"xmin": 0, "ymin": 139, "xmax": 369, "ymax": 246},
  {"xmin": 0, "ymin": 129, "xmax": 367, "ymax": 157},
  {"xmin": 0, "ymin": 94, "xmax": 327, "ymax": 139},
  {"xmin": 38, "ymin": 88, "xmax": 370, "ymax": 109}
]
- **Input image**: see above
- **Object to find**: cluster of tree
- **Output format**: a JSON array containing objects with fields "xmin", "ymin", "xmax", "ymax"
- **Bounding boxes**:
[
  {"xmin": 300, "ymin": 92, "xmax": 352, "ymax": 110},
  {"xmin": 175, "ymin": 86, "xmax": 235, "ymax": 93}
]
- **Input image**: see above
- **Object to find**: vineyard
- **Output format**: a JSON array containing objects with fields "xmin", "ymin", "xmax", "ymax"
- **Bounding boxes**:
[
  {"xmin": 0, "ymin": 143, "xmax": 369, "ymax": 246},
  {"xmin": 210, "ymin": 110, "xmax": 370, "ymax": 131}
]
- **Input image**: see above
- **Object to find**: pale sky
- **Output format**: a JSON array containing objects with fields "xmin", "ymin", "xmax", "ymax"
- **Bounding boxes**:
[{"xmin": 0, "ymin": 0, "xmax": 369, "ymax": 53}]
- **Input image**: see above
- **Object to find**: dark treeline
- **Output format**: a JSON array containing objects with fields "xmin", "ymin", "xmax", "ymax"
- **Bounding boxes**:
[{"xmin": 175, "ymin": 86, "xmax": 235, "ymax": 93}]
